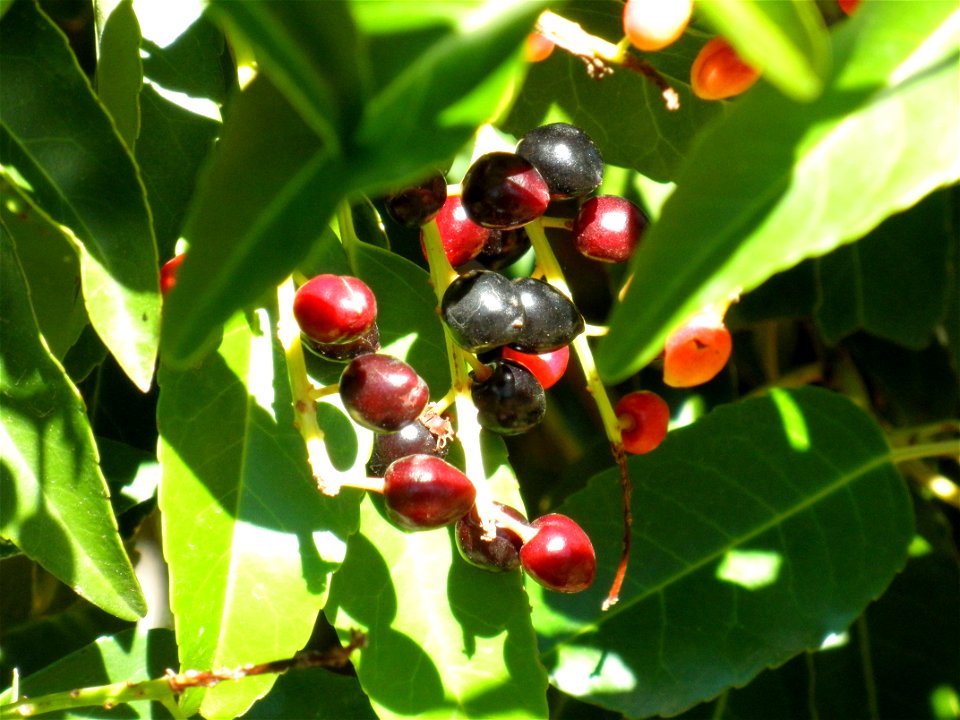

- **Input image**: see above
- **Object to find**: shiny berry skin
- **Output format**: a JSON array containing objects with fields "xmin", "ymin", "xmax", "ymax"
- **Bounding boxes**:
[
  {"xmin": 367, "ymin": 419, "xmax": 449, "ymax": 477},
  {"xmin": 471, "ymin": 360, "xmax": 546, "ymax": 435},
  {"xmin": 440, "ymin": 270, "xmax": 523, "ymax": 353},
  {"xmin": 476, "ymin": 228, "xmax": 532, "ymax": 270},
  {"xmin": 382, "ymin": 455, "xmax": 476, "ymax": 531},
  {"xmin": 525, "ymin": 32, "xmax": 555, "ymax": 62},
  {"xmin": 385, "ymin": 173, "xmax": 447, "ymax": 227},
  {"xmin": 622, "ymin": 0, "xmax": 693, "ymax": 52},
  {"xmin": 516, "ymin": 123, "xmax": 603, "ymax": 200},
  {"xmin": 520, "ymin": 514, "xmax": 596, "ymax": 593},
  {"xmin": 426, "ymin": 195, "xmax": 489, "ymax": 267},
  {"xmin": 511, "ymin": 277, "xmax": 584, "ymax": 354},
  {"xmin": 302, "ymin": 323, "xmax": 380, "ymax": 363},
  {"xmin": 460, "ymin": 152, "xmax": 550, "ymax": 230},
  {"xmin": 339, "ymin": 354, "xmax": 429, "ymax": 432},
  {"xmin": 691, "ymin": 37, "xmax": 760, "ymax": 101},
  {"xmin": 294, "ymin": 274, "xmax": 378, "ymax": 345},
  {"xmin": 663, "ymin": 316, "xmax": 733, "ymax": 387},
  {"xmin": 616, "ymin": 391, "xmax": 670, "ymax": 455},
  {"xmin": 573, "ymin": 196, "xmax": 648, "ymax": 263},
  {"xmin": 502, "ymin": 345, "xmax": 569, "ymax": 391},
  {"xmin": 160, "ymin": 254, "xmax": 185, "ymax": 297},
  {"xmin": 838, "ymin": 0, "xmax": 861, "ymax": 15},
  {"xmin": 456, "ymin": 503, "xmax": 528, "ymax": 572}
]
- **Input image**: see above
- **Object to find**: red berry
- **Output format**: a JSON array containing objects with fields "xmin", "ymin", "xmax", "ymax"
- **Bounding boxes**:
[
  {"xmin": 502, "ymin": 345, "xmax": 569, "ymax": 390},
  {"xmin": 383, "ymin": 455, "xmax": 476, "ymax": 531},
  {"xmin": 573, "ymin": 195, "xmax": 648, "ymax": 263},
  {"xmin": 663, "ymin": 314, "xmax": 732, "ymax": 387},
  {"xmin": 339, "ymin": 354, "xmax": 429, "ymax": 433},
  {"xmin": 461, "ymin": 152, "xmax": 551, "ymax": 230},
  {"xmin": 425, "ymin": 195, "xmax": 489, "ymax": 267},
  {"xmin": 616, "ymin": 391, "xmax": 669, "ymax": 455},
  {"xmin": 520, "ymin": 514, "xmax": 596, "ymax": 593},
  {"xmin": 691, "ymin": 37, "xmax": 760, "ymax": 101},
  {"xmin": 838, "ymin": 0, "xmax": 861, "ymax": 15},
  {"xmin": 160, "ymin": 254, "xmax": 186, "ymax": 297},
  {"xmin": 456, "ymin": 503, "xmax": 528, "ymax": 572},
  {"xmin": 525, "ymin": 32, "xmax": 555, "ymax": 63},
  {"xmin": 622, "ymin": 0, "xmax": 693, "ymax": 52},
  {"xmin": 293, "ymin": 274, "xmax": 377, "ymax": 345}
]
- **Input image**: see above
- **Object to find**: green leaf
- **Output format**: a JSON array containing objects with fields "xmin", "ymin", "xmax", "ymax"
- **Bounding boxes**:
[
  {"xmin": 0, "ymin": 627, "xmax": 178, "ymax": 718},
  {"xmin": 247, "ymin": 666, "xmax": 378, "ymax": 720},
  {"xmin": 814, "ymin": 188, "xmax": 955, "ymax": 348},
  {"xmin": 0, "ymin": 231, "xmax": 146, "ymax": 622},
  {"xmin": 0, "ymin": 0, "xmax": 160, "ymax": 392},
  {"xmin": 531, "ymin": 387, "xmax": 913, "ymax": 717},
  {"xmin": 696, "ymin": 0, "xmax": 831, "ymax": 102},
  {"xmin": 0, "ymin": 179, "xmax": 86, "ymax": 360},
  {"xmin": 598, "ymin": 1, "xmax": 960, "ymax": 383},
  {"xmin": 96, "ymin": 0, "xmax": 143, "ymax": 150},
  {"xmin": 157, "ymin": 306, "xmax": 362, "ymax": 719}
]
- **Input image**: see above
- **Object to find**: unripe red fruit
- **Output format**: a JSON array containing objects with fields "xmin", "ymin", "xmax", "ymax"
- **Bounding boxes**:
[
  {"xmin": 622, "ymin": 0, "xmax": 693, "ymax": 52},
  {"xmin": 383, "ymin": 455, "xmax": 476, "ymax": 531},
  {"xmin": 294, "ymin": 275, "xmax": 377, "ymax": 344},
  {"xmin": 525, "ymin": 32, "xmax": 555, "ymax": 63},
  {"xmin": 616, "ymin": 391, "xmax": 670, "ymax": 455},
  {"xmin": 425, "ymin": 195, "xmax": 489, "ymax": 267},
  {"xmin": 160, "ymin": 254, "xmax": 185, "ymax": 297},
  {"xmin": 663, "ymin": 317, "xmax": 732, "ymax": 387},
  {"xmin": 838, "ymin": 0, "xmax": 861, "ymax": 15},
  {"xmin": 339, "ymin": 354, "xmax": 429, "ymax": 432},
  {"xmin": 520, "ymin": 514, "xmax": 596, "ymax": 593},
  {"xmin": 691, "ymin": 37, "xmax": 760, "ymax": 101},
  {"xmin": 573, "ymin": 195, "xmax": 648, "ymax": 263},
  {"xmin": 501, "ymin": 345, "xmax": 569, "ymax": 390}
]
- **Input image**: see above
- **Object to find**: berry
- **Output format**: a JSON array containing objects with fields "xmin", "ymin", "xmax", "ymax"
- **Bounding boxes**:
[
  {"xmin": 525, "ymin": 32, "xmax": 555, "ymax": 62},
  {"xmin": 838, "ymin": 0, "xmax": 862, "ymax": 15},
  {"xmin": 455, "ymin": 503, "xmax": 528, "ymax": 572},
  {"xmin": 471, "ymin": 360, "xmax": 546, "ymax": 435},
  {"xmin": 511, "ymin": 277, "xmax": 584, "ymax": 353},
  {"xmin": 691, "ymin": 37, "xmax": 760, "ymax": 101},
  {"xmin": 426, "ymin": 195, "xmax": 489, "ymax": 267},
  {"xmin": 476, "ymin": 228, "xmax": 532, "ymax": 270},
  {"xmin": 385, "ymin": 173, "xmax": 447, "ymax": 227},
  {"xmin": 460, "ymin": 152, "xmax": 550, "ymax": 230},
  {"xmin": 663, "ymin": 314, "xmax": 732, "ymax": 387},
  {"xmin": 520, "ymin": 514, "xmax": 596, "ymax": 593},
  {"xmin": 339, "ymin": 354, "xmax": 429, "ymax": 432},
  {"xmin": 294, "ymin": 274, "xmax": 378, "ymax": 345},
  {"xmin": 440, "ymin": 269, "xmax": 523, "ymax": 352},
  {"xmin": 572, "ymin": 195, "xmax": 648, "ymax": 263},
  {"xmin": 160, "ymin": 254, "xmax": 185, "ymax": 297},
  {"xmin": 302, "ymin": 323, "xmax": 381, "ymax": 363},
  {"xmin": 622, "ymin": 0, "xmax": 693, "ymax": 52},
  {"xmin": 367, "ymin": 418, "xmax": 449, "ymax": 477},
  {"xmin": 382, "ymin": 455, "xmax": 476, "ymax": 531},
  {"xmin": 616, "ymin": 391, "xmax": 670, "ymax": 455},
  {"xmin": 502, "ymin": 345, "xmax": 569, "ymax": 391},
  {"xmin": 516, "ymin": 123, "xmax": 603, "ymax": 200}
]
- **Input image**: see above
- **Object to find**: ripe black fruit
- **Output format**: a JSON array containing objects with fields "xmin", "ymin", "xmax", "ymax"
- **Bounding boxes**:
[
  {"xmin": 385, "ymin": 173, "xmax": 447, "ymax": 227},
  {"xmin": 367, "ymin": 419, "xmax": 448, "ymax": 477},
  {"xmin": 440, "ymin": 270, "xmax": 523, "ymax": 353},
  {"xmin": 511, "ymin": 277, "xmax": 584, "ymax": 353},
  {"xmin": 456, "ymin": 503, "xmax": 528, "ymax": 572},
  {"xmin": 460, "ymin": 152, "xmax": 550, "ymax": 229},
  {"xmin": 476, "ymin": 228, "xmax": 532, "ymax": 270},
  {"xmin": 471, "ymin": 360, "xmax": 546, "ymax": 435},
  {"xmin": 516, "ymin": 123, "xmax": 603, "ymax": 199}
]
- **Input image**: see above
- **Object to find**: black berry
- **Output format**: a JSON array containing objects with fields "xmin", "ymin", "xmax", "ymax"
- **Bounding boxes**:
[
  {"xmin": 471, "ymin": 359, "xmax": 546, "ymax": 435},
  {"xmin": 303, "ymin": 323, "xmax": 380, "ymax": 363},
  {"xmin": 476, "ymin": 228, "xmax": 532, "ymax": 270},
  {"xmin": 440, "ymin": 270, "xmax": 523, "ymax": 353},
  {"xmin": 367, "ymin": 418, "xmax": 448, "ymax": 477},
  {"xmin": 511, "ymin": 277, "xmax": 584, "ymax": 353},
  {"xmin": 339, "ymin": 354, "xmax": 429, "ymax": 433},
  {"xmin": 461, "ymin": 152, "xmax": 550, "ymax": 230},
  {"xmin": 383, "ymin": 455, "xmax": 476, "ymax": 531},
  {"xmin": 516, "ymin": 122, "xmax": 603, "ymax": 199},
  {"xmin": 385, "ymin": 173, "xmax": 447, "ymax": 227},
  {"xmin": 455, "ymin": 503, "xmax": 528, "ymax": 572}
]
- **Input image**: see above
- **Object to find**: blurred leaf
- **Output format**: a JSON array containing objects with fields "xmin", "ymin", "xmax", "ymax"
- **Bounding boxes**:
[
  {"xmin": 696, "ymin": 0, "xmax": 831, "ymax": 102},
  {"xmin": 0, "ymin": 231, "xmax": 146, "ymax": 621},
  {"xmin": 0, "ymin": 179, "xmax": 86, "ymax": 360},
  {"xmin": 501, "ymin": 1, "xmax": 724, "ymax": 182},
  {"xmin": 0, "ymin": 0, "xmax": 160, "ymax": 392},
  {"xmin": 531, "ymin": 387, "xmax": 913, "ymax": 718},
  {"xmin": 598, "ymin": 1, "xmax": 960, "ymax": 383},
  {"xmin": 0, "ymin": 627, "xmax": 178, "ymax": 719},
  {"xmin": 157, "ymin": 305, "xmax": 362, "ymax": 719},
  {"xmin": 246, "ymin": 666, "xmax": 377, "ymax": 720},
  {"xmin": 95, "ymin": 0, "xmax": 142, "ymax": 150}
]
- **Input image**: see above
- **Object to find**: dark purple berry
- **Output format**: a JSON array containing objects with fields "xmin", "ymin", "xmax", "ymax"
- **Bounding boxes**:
[
  {"xmin": 367, "ymin": 419, "xmax": 449, "ymax": 477},
  {"xmin": 440, "ymin": 270, "xmax": 523, "ymax": 352},
  {"xmin": 339, "ymin": 354, "xmax": 429, "ymax": 433},
  {"xmin": 476, "ymin": 227, "xmax": 532, "ymax": 270},
  {"xmin": 456, "ymin": 503, "xmax": 528, "ymax": 572},
  {"xmin": 302, "ymin": 323, "xmax": 380, "ymax": 363},
  {"xmin": 383, "ymin": 455, "xmax": 476, "ymax": 531},
  {"xmin": 511, "ymin": 277, "xmax": 584, "ymax": 353},
  {"xmin": 516, "ymin": 123, "xmax": 603, "ymax": 199},
  {"xmin": 461, "ymin": 152, "xmax": 550, "ymax": 230},
  {"xmin": 385, "ymin": 173, "xmax": 447, "ymax": 227},
  {"xmin": 572, "ymin": 195, "xmax": 648, "ymax": 263},
  {"xmin": 294, "ymin": 275, "xmax": 378, "ymax": 344},
  {"xmin": 471, "ymin": 359, "xmax": 545, "ymax": 435},
  {"xmin": 520, "ymin": 514, "xmax": 596, "ymax": 593}
]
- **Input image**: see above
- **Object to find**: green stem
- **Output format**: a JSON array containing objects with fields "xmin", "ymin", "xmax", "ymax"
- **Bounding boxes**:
[
  {"xmin": 1, "ymin": 677, "xmax": 177, "ymax": 719},
  {"xmin": 887, "ymin": 420, "xmax": 960, "ymax": 447},
  {"xmin": 888, "ymin": 440, "xmax": 959, "ymax": 464}
]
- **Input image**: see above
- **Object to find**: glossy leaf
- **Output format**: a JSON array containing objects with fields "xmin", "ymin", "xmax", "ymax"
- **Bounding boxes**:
[
  {"xmin": 157, "ymin": 307, "xmax": 362, "ymax": 718},
  {"xmin": 0, "ymin": 231, "xmax": 146, "ymax": 622},
  {"xmin": 247, "ymin": 666, "xmax": 378, "ymax": 720},
  {"xmin": 598, "ymin": 1, "xmax": 960, "ymax": 383},
  {"xmin": 0, "ymin": 0, "xmax": 160, "ymax": 392},
  {"xmin": 531, "ymin": 387, "xmax": 913, "ymax": 717},
  {"xmin": 696, "ymin": 0, "xmax": 831, "ymax": 101},
  {"xmin": 96, "ymin": 0, "xmax": 142, "ymax": 150}
]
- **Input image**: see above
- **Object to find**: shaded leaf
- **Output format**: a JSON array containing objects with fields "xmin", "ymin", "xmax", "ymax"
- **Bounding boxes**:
[
  {"xmin": 598, "ymin": 1, "xmax": 960, "ymax": 383},
  {"xmin": 96, "ymin": 0, "xmax": 142, "ymax": 150},
  {"xmin": 0, "ymin": 230, "xmax": 146, "ymax": 622},
  {"xmin": 0, "ymin": 0, "xmax": 160, "ymax": 392},
  {"xmin": 246, "ymin": 666, "xmax": 377, "ymax": 720},
  {"xmin": 532, "ymin": 387, "xmax": 912, "ymax": 718}
]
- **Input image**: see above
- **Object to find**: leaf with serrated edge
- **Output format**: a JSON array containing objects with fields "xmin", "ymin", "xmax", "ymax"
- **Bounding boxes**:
[
  {"xmin": 0, "ymin": 230, "xmax": 146, "ymax": 622},
  {"xmin": 598, "ymin": 1, "xmax": 960, "ymax": 383},
  {"xmin": 530, "ymin": 387, "xmax": 913, "ymax": 718},
  {"xmin": 0, "ymin": 0, "xmax": 160, "ymax": 391},
  {"xmin": 157, "ymin": 306, "xmax": 361, "ymax": 719}
]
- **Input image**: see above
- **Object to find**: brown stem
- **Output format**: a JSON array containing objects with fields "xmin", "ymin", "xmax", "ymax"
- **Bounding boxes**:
[{"xmin": 602, "ymin": 443, "xmax": 632, "ymax": 611}]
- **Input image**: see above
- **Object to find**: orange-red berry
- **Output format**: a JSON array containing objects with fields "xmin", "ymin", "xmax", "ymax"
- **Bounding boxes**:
[
  {"xmin": 616, "ymin": 391, "xmax": 670, "ymax": 455},
  {"xmin": 160, "ymin": 254, "xmax": 186, "ymax": 297},
  {"xmin": 663, "ymin": 314, "xmax": 732, "ymax": 387},
  {"xmin": 690, "ymin": 37, "xmax": 760, "ymax": 100},
  {"xmin": 622, "ymin": 0, "xmax": 693, "ymax": 52},
  {"xmin": 525, "ymin": 32, "xmax": 555, "ymax": 63},
  {"xmin": 838, "ymin": 0, "xmax": 862, "ymax": 15}
]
